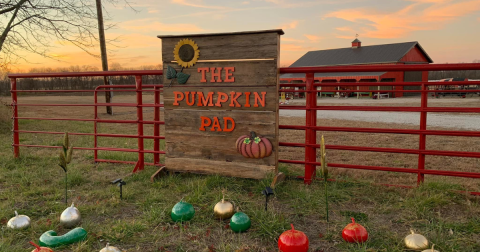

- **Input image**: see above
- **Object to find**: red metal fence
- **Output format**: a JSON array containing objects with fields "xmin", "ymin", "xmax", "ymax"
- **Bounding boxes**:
[
  {"xmin": 8, "ymin": 63, "xmax": 480, "ymax": 189},
  {"xmin": 9, "ymin": 70, "xmax": 165, "ymax": 172}
]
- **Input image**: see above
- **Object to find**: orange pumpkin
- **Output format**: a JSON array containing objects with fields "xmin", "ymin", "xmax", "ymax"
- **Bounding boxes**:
[
  {"xmin": 29, "ymin": 241, "xmax": 54, "ymax": 252},
  {"xmin": 236, "ymin": 131, "xmax": 272, "ymax": 158}
]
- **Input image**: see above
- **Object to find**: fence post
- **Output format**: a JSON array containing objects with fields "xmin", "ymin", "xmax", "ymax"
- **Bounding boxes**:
[
  {"xmin": 94, "ymin": 88, "xmax": 98, "ymax": 162},
  {"xmin": 133, "ymin": 75, "xmax": 145, "ymax": 172},
  {"xmin": 10, "ymin": 78, "xmax": 19, "ymax": 158},
  {"xmin": 417, "ymin": 83, "xmax": 427, "ymax": 184},
  {"xmin": 153, "ymin": 85, "xmax": 160, "ymax": 165},
  {"xmin": 304, "ymin": 73, "xmax": 317, "ymax": 184}
]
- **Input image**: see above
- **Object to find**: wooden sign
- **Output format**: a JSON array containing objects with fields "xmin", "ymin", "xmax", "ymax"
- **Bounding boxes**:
[{"xmin": 158, "ymin": 30, "xmax": 283, "ymax": 179}]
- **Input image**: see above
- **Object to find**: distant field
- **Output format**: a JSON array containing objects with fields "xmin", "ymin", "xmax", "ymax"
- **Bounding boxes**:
[{"xmin": 1, "ymin": 95, "xmax": 480, "ymax": 251}]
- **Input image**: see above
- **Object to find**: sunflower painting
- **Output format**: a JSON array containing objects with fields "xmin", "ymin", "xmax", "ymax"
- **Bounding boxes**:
[
  {"xmin": 174, "ymin": 39, "xmax": 200, "ymax": 68},
  {"xmin": 166, "ymin": 39, "xmax": 200, "ymax": 86}
]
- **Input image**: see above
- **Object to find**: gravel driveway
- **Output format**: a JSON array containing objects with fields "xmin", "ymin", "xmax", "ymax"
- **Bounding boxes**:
[{"xmin": 280, "ymin": 97, "xmax": 480, "ymax": 130}]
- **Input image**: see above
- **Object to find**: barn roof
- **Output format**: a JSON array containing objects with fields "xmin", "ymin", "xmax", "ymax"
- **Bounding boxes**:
[
  {"xmin": 280, "ymin": 72, "xmax": 386, "ymax": 79},
  {"xmin": 288, "ymin": 41, "xmax": 433, "ymax": 68}
]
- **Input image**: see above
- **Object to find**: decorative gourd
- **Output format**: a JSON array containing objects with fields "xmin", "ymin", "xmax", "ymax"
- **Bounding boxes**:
[
  {"xmin": 342, "ymin": 217, "xmax": 368, "ymax": 243},
  {"xmin": 421, "ymin": 244, "xmax": 439, "ymax": 252},
  {"xmin": 214, "ymin": 192, "xmax": 235, "ymax": 220},
  {"xmin": 236, "ymin": 131, "xmax": 272, "ymax": 158},
  {"xmin": 405, "ymin": 229, "xmax": 429, "ymax": 250},
  {"xmin": 29, "ymin": 241, "xmax": 53, "ymax": 252},
  {"xmin": 7, "ymin": 211, "xmax": 31, "ymax": 229},
  {"xmin": 278, "ymin": 224, "xmax": 309, "ymax": 252},
  {"xmin": 171, "ymin": 200, "xmax": 195, "ymax": 222},
  {"xmin": 100, "ymin": 243, "xmax": 122, "ymax": 252},
  {"xmin": 60, "ymin": 203, "xmax": 81, "ymax": 228},
  {"xmin": 230, "ymin": 212, "xmax": 251, "ymax": 233},
  {"xmin": 39, "ymin": 227, "xmax": 87, "ymax": 248}
]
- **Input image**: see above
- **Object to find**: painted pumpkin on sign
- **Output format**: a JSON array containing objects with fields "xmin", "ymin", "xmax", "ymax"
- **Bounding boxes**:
[{"xmin": 236, "ymin": 131, "xmax": 272, "ymax": 159}]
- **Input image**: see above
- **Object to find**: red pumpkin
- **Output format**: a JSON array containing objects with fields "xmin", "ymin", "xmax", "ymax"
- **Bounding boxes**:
[
  {"xmin": 278, "ymin": 224, "xmax": 309, "ymax": 252},
  {"xmin": 29, "ymin": 241, "xmax": 54, "ymax": 252},
  {"xmin": 342, "ymin": 217, "xmax": 368, "ymax": 243},
  {"xmin": 236, "ymin": 131, "xmax": 272, "ymax": 158}
]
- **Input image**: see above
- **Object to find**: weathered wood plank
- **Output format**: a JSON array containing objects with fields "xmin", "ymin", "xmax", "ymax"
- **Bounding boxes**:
[
  {"xmin": 165, "ymin": 110, "xmax": 277, "ymax": 165},
  {"xmin": 161, "ymin": 32, "xmax": 280, "ymax": 61},
  {"xmin": 163, "ymin": 86, "xmax": 278, "ymax": 112},
  {"xmin": 157, "ymin": 29, "xmax": 284, "ymax": 39},
  {"xmin": 162, "ymin": 61, "xmax": 278, "ymax": 87},
  {"xmin": 165, "ymin": 157, "xmax": 276, "ymax": 179}
]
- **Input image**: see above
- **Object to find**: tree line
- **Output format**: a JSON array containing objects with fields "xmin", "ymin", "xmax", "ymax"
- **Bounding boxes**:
[
  {"xmin": 0, "ymin": 64, "xmax": 163, "ymax": 96},
  {"xmin": 428, "ymin": 60, "xmax": 480, "ymax": 80}
]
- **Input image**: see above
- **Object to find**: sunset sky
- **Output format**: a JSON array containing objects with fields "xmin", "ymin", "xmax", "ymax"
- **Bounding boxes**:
[{"xmin": 12, "ymin": 0, "xmax": 480, "ymax": 71}]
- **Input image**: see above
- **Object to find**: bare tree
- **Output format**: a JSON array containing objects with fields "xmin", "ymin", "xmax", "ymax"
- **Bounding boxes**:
[{"xmin": 0, "ymin": 0, "xmax": 131, "ymax": 67}]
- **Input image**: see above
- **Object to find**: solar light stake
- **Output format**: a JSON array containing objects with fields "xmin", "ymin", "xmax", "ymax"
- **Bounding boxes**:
[
  {"xmin": 111, "ymin": 179, "xmax": 126, "ymax": 200},
  {"xmin": 261, "ymin": 186, "xmax": 274, "ymax": 211}
]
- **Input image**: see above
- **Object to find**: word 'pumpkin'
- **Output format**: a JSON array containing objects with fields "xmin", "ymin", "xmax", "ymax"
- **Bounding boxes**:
[
  {"xmin": 236, "ymin": 131, "xmax": 272, "ymax": 158},
  {"xmin": 342, "ymin": 217, "xmax": 368, "ymax": 243}
]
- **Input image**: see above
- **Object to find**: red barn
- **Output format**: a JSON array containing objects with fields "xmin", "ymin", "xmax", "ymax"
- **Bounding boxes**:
[{"xmin": 280, "ymin": 39, "xmax": 433, "ymax": 98}]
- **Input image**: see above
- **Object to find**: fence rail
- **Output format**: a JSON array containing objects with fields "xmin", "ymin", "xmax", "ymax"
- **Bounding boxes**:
[{"xmin": 8, "ymin": 63, "xmax": 480, "ymax": 190}]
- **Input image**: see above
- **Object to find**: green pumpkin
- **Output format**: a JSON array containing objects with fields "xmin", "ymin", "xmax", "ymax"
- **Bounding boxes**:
[
  {"xmin": 39, "ymin": 227, "xmax": 87, "ymax": 248},
  {"xmin": 171, "ymin": 200, "xmax": 195, "ymax": 222},
  {"xmin": 230, "ymin": 212, "xmax": 251, "ymax": 233}
]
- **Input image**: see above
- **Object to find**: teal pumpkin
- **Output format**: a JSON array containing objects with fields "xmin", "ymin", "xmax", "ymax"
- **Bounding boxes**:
[
  {"xmin": 171, "ymin": 200, "xmax": 195, "ymax": 222},
  {"xmin": 230, "ymin": 212, "xmax": 251, "ymax": 233}
]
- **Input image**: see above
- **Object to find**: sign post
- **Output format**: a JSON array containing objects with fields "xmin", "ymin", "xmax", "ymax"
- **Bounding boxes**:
[{"xmin": 158, "ymin": 30, "xmax": 283, "ymax": 179}]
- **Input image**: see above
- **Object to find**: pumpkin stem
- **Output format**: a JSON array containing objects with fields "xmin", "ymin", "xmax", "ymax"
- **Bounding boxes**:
[
  {"xmin": 250, "ymin": 131, "xmax": 257, "ymax": 139},
  {"xmin": 71, "ymin": 202, "xmax": 75, "ymax": 208},
  {"xmin": 290, "ymin": 223, "xmax": 295, "ymax": 231},
  {"xmin": 410, "ymin": 229, "xmax": 415, "ymax": 235},
  {"xmin": 351, "ymin": 217, "xmax": 355, "ymax": 224},
  {"xmin": 106, "ymin": 243, "xmax": 110, "ymax": 248},
  {"xmin": 431, "ymin": 244, "xmax": 435, "ymax": 252},
  {"xmin": 29, "ymin": 241, "xmax": 41, "ymax": 250},
  {"xmin": 14, "ymin": 211, "xmax": 18, "ymax": 217}
]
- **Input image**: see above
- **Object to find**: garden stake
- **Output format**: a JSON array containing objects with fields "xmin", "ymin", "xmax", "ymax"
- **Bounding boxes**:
[
  {"xmin": 111, "ymin": 178, "xmax": 126, "ymax": 200},
  {"xmin": 320, "ymin": 135, "xmax": 329, "ymax": 222},
  {"xmin": 58, "ymin": 133, "xmax": 73, "ymax": 205},
  {"xmin": 261, "ymin": 186, "xmax": 274, "ymax": 211}
]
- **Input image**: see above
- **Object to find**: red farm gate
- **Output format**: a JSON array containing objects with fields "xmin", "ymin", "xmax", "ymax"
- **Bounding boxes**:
[{"xmin": 8, "ymin": 63, "xmax": 480, "ymax": 192}]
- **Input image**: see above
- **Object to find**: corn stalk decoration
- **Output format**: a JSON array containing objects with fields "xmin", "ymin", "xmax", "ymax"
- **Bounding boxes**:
[
  {"xmin": 58, "ymin": 133, "xmax": 73, "ymax": 205},
  {"xmin": 320, "ymin": 135, "xmax": 329, "ymax": 222}
]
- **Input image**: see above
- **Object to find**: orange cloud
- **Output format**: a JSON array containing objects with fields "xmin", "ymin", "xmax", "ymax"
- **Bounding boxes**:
[
  {"xmin": 281, "ymin": 20, "xmax": 300, "ymax": 30},
  {"xmin": 304, "ymin": 34, "xmax": 322, "ymax": 42},
  {"xmin": 282, "ymin": 37, "xmax": 305, "ymax": 43},
  {"xmin": 171, "ymin": 0, "xmax": 226, "ymax": 9},
  {"xmin": 325, "ymin": 0, "xmax": 480, "ymax": 39},
  {"xmin": 121, "ymin": 19, "xmax": 205, "ymax": 32},
  {"xmin": 281, "ymin": 44, "xmax": 311, "ymax": 51}
]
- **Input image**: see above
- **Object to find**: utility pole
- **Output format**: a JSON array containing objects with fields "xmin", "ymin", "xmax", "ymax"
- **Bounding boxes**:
[{"xmin": 95, "ymin": 0, "xmax": 112, "ymax": 114}]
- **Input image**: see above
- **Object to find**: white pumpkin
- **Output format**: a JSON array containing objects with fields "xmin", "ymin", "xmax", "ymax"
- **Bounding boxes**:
[
  {"xmin": 60, "ymin": 203, "xmax": 81, "ymax": 228},
  {"xmin": 100, "ymin": 243, "xmax": 122, "ymax": 252},
  {"xmin": 7, "ymin": 211, "xmax": 31, "ymax": 229}
]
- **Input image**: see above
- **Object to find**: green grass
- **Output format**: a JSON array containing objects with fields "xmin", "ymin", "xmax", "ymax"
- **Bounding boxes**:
[{"xmin": 1, "ymin": 118, "xmax": 480, "ymax": 251}]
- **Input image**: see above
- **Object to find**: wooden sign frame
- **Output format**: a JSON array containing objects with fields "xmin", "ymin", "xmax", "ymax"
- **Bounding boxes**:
[{"xmin": 158, "ymin": 29, "xmax": 283, "ymax": 179}]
